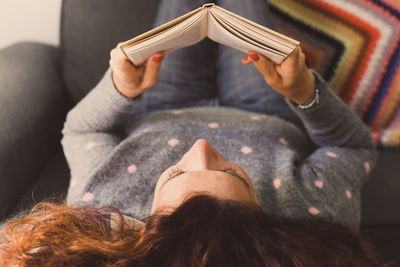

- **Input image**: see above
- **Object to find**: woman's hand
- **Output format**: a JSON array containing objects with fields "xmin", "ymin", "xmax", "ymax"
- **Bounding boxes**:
[
  {"xmin": 109, "ymin": 47, "xmax": 164, "ymax": 98},
  {"xmin": 242, "ymin": 47, "xmax": 315, "ymax": 105}
]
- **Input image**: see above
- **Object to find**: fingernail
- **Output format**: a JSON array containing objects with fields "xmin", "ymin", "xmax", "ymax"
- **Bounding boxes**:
[
  {"xmin": 152, "ymin": 54, "xmax": 164, "ymax": 62},
  {"xmin": 242, "ymin": 55, "xmax": 249, "ymax": 63},
  {"xmin": 248, "ymin": 51, "xmax": 259, "ymax": 62}
]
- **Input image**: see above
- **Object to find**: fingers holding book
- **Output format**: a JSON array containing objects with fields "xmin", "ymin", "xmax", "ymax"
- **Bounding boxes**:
[
  {"xmin": 109, "ymin": 46, "xmax": 165, "ymax": 98},
  {"xmin": 242, "ymin": 47, "xmax": 315, "ymax": 105}
]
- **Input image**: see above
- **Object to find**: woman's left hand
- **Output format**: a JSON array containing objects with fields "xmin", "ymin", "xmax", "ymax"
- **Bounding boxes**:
[{"xmin": 242, "ymin": 47, "xmax": 315, "ymax": 105}]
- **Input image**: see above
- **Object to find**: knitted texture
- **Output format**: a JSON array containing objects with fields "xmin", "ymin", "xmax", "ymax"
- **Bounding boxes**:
[
  {"xmin": 270, "ymin": 0, "xmax": 400, "ymax": 147},
  {"xmin": 62, "ymin": 69, "xmax": 377, "ymax": 231}
]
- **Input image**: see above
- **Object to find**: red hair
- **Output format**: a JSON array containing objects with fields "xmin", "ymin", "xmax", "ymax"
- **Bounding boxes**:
[{"xmin": 0, "ymin": 195, "xmax": 389, "ymax": 266}]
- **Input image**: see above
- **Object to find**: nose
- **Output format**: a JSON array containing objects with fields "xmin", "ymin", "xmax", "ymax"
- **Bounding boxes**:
[{"xmin": 183, "ymin": 139, "xmax": 222, "ymax": 170}]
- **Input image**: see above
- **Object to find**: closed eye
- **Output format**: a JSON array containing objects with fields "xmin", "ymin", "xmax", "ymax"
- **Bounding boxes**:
[
  {"xmin": 168, "ymin": 167, "xmax": 184, "ymax": 178},
  {"xmin": 161, "ymin": 166, "xmax": 250, "ymax": 192},
  {"xmin": 222, "ymin": 166, "xmax": 242, "ymax": 178}
]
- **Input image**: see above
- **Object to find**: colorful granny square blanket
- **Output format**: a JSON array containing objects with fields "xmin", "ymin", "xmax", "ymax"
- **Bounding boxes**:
[{"xmin": 270, "ymin": 0, "xmax": 400, "ymax": 147}]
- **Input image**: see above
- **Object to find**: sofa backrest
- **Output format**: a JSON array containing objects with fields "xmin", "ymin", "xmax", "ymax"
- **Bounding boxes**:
[{"xmin": 60, "ymin": 0, "xmax": 161, "ymax": 103}]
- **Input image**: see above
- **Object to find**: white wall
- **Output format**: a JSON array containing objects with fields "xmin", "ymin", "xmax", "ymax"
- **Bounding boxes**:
[{"xmin": 0, "ymin": 0, "xmax": 62, "ymax": 50}]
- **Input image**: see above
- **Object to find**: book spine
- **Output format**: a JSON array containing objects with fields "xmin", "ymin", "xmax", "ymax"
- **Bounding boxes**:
[{"xmin": 202, "ymin": 3, "xmax": 215, "ymax": 8}]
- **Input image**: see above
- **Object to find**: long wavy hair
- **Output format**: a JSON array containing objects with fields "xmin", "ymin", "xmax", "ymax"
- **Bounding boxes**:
[{"xmin": 0, "ymin": 195, "xmax": 388, "ymax": 266}]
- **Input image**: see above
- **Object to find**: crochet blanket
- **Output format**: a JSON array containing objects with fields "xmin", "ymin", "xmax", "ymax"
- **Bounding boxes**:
[{"xmin": 270, "ymin": 0, "xmax": 400, "ymax": 147}]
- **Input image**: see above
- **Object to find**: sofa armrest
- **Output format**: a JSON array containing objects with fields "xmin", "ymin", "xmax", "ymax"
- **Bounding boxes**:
[{"xmin": 0, "ymin": 42, "xmax": 70, "ymax": 218}]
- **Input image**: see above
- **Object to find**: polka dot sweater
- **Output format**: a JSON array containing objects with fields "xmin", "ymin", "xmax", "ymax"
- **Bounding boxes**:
[{"xmin": 62, "ymin": 69, "xmax": 377, "ymax": 232}]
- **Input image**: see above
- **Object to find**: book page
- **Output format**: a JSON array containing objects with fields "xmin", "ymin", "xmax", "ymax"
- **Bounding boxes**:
[
  {"xmin": 120, "ymin": 8, "xmax": 207, "ymax": 66},
  {"xmin": 210, "ymin": 11, "xmax": 287, "ymax": 57},
  {"xmin": 213, "ymin": 6, "xmax": 299, "ymax": 47},
  {"xmin": 118, "ymin": 4, "xmax": 299, "ymax": 66},
  {"xmin": 119, "ymin": 6, "xmax": 204, "ymax": 50},
  {"xmin": 207, "ymin": 12, "xmax": 287, "ymax": 64},
  {"xmin": 211, "ymin": 7, "xmax": 294, "ymax": 55}
]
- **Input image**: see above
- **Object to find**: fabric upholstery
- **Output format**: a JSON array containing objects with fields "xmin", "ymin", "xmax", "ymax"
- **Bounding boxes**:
[
  {"xmin": 15, "ymin": 149, "xmax": 70, "ymax": 213},
  {"xmin": 269, "ymin": 0, "xmax": 400, "ymax": 147},
  {"xmin": 0, "ymin": 43, "xmax": 68, "ymax": 218},
  {"xmin": 361, "ymin": 148, "xmax": 400, "ymax": 225},
  {"xmin": 361, "ymin": 224, "xmax": 400, "ymax": 264},
  {"xmin": 60, "ymin": 0, "xmax": 161, "ymax": 103}
]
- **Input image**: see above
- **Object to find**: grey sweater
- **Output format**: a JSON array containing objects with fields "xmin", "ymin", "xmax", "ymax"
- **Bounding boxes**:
[{"xmin": 62, "ymin": 68, "xmax": 377, "ymax": 232}]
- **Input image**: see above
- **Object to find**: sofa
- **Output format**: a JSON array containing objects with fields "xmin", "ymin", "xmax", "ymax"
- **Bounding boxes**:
[{"xmin": 0, "ymin": 0, "xmax": 399, "ymax": 264}]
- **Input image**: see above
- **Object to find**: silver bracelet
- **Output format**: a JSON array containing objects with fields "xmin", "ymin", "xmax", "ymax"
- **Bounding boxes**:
[{"xmin": 298, "ymin": 89, "xmax": 319, "ymax": 109}]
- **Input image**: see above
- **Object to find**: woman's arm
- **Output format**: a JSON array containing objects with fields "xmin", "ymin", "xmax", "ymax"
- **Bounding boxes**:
[
  {"xmin": 286, "ymin": 76, "xmax": 377, "ymax": 230},
  {"xmin": 244, "ymin": 47, "xmax": 375, "ymax": 148},
  {"xmin": 245, "ymin": 49, "xmax": 377, "ymax": 229},
  {"xmin": 61, "ymin": 48, "xmax": 164, "ymax": 188}
]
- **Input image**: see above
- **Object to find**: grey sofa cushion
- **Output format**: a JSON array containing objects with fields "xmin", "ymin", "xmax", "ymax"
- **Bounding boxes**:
[
  {"xmin": 12, "ymin": 149, "xmax": 70, "ymax": 212},
  {"xmin": 61, "ymin": 0, "xmax": 161, "ymax": 103},
  {"xmin": 360, "ymin": 224, "xmax": 400, "ymax": 264},
  {"xmin": 361, "ymin": 148, "xmax": 400, "ymax": 226},
  {"xmin": 0, "ymin": 42, "xmax": 67, "ymax": 218}
]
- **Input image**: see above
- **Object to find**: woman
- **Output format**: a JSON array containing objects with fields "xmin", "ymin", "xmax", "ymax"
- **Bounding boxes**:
[{"xmin": 0, "ymin": 0, "xmax": 382, "ymax": 266}]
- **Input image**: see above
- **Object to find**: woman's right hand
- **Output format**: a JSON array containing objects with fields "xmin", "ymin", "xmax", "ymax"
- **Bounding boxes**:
[
  {"xmin": 242, "ymin": 47, "xmax": 315, "ymax": 105},
  {"xmin": 109, "ymin": 47, "xmax": 164, "ymax": 98}
]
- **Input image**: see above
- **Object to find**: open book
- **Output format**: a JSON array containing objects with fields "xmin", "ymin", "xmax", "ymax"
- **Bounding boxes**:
[{"xmin": 119, "ymin": 3, "xmax": 299, "ymax": 66}]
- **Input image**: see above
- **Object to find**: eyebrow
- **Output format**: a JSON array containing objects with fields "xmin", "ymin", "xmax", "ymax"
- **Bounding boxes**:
[{"xmin": 159, "ymin": 170, "xmax": 251, "ymax": 193}]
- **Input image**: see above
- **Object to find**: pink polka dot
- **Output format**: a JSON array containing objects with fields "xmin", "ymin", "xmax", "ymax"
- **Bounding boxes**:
[
  {"xmin": 279, "ymin": 138, "xmax": 288, "ymax": 146},
  {"xmin": 241, "ymin": 146, "xmax": 253, "ymax": 154},
  {"xmin": 70, "ymin": 178, "xmax": 77, "ymax": 188},
  {"xmin": 208, "ymin": 122, "xmax": 219, "ymax": 129},
  {"xmin": 364, "ymin": 162, "xmax": 371, "ymax": 173},
  {"xmin": 168, "ymin": 138, "xmax": 180, "ymax": 147},
  {"xmin": 314, "ymin": 180, "xmax": 324, "ymax": 188},
  {"xmin": 171, "ymin": 110, "xmax": 183, "ymax": 115},
  {"xmin": 85, "ymin": 142, "xmax": 96, "ymax": 150},
  {"xmin": 273, "ymin": 178, "xmax": 281, "ymax": 189},
  {"xmin": 308, "ymin": 207, "xmax": 320, "ymax": 215},
  {"xmin": 250, "ymin": 115, "xmax": 261, "ymax": 121},
  {"xmin": 288, "ymin": 122, "xmax": 297, "ymax": 129},
  {"xmin": 346, "ymin": 189, "xmax": 352, "ymax": 199},
  {"xmin": 325, "ymin": 151, "xmax": 337, "ymax": 158},
  {"xmin": 82, "ymin": 192, "xmax": 94, "ymax": 202},
  {"xmin": 127, "ymin": 164, "xmax": 137, "ymax": 174}
]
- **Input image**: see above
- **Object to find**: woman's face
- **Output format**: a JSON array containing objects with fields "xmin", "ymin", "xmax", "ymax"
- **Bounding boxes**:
[{"xmin": 151, "ymin": 139, "xmax": 259, "ymax": 214}]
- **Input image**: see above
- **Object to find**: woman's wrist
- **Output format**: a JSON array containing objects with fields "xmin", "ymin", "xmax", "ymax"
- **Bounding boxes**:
[
  {"xmin": 288, "ymin": 69, "xmax": 316, "ymax": 105},
  {"xmin": 297, "ymin": 88, "xmax": 319, "ymax": 109},
  {"xmin": 112, "ymin": 72, "xmax": 141, "ymax": 99}
]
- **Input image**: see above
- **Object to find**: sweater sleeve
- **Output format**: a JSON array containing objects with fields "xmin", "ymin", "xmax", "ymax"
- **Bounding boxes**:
[
  {"xmin": 286, "ymin": 71, "xmax": 378, "ymax": 230},
  {"xmin": 61, "ymin": 68, "xmax": 140, "ymax": 197}
]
